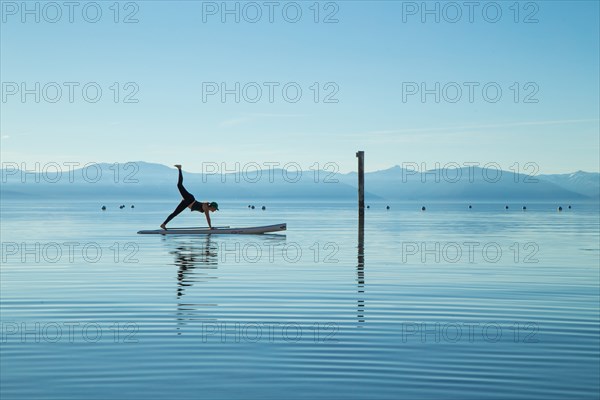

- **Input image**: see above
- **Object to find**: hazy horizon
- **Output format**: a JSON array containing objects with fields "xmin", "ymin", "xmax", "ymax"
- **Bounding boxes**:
[{"xmin": 1, "ymin": 159, "xmax": 599, "ymax": 176}]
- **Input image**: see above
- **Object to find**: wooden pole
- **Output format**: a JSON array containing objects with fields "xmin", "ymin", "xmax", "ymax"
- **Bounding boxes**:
[{"xmin": 356, "ymin": 151, "xmax": 364, "ymax": 215}]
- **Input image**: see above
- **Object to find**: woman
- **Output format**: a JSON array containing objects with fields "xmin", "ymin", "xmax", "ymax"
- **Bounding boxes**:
[{"xmin": 160, "ymin": 165, "xmax": 219, "ymax": 230}]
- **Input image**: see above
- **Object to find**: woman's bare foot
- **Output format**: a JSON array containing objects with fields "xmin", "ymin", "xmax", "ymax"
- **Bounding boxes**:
[
  {"xmin": 160, "ymin": 223, "xmax": 167, "ymax": 230},
  {"xmin": 174, "ymin": 164, "xmax": 182, "ymax": 169}
]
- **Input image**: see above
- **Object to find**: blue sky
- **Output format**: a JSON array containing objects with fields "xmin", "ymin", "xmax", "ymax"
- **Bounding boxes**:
[{"xmin": 1, "ymin": 0, "xmax": 599, "ymax": 173}]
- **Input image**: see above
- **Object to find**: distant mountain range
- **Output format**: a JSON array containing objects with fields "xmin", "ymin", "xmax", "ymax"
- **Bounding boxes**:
[{"xmin": 1, "ymin": 161, "xmax": 598, "ymax": 201}]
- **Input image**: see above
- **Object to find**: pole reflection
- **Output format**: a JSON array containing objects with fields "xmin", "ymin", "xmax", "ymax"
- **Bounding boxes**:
[{"xmin": 358, "ymin": 210, "xmax": 365, "ymax": 326}]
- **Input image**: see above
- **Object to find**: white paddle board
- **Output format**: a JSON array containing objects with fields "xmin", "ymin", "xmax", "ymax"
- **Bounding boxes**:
[{"xmin": 137, "ymin": 223, "xmax": 286, "ymax": 235}]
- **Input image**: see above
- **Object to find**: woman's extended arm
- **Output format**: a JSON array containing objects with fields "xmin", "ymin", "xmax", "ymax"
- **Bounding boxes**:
[{"xmin": 204, "ymin": 205, "xmax": 213, "ymax": 229}]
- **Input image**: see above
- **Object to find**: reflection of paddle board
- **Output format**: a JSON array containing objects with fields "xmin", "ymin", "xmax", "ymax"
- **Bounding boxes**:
[{"xmin": 138, "ymin": 223, "xmax": 286, "ymax": 235}]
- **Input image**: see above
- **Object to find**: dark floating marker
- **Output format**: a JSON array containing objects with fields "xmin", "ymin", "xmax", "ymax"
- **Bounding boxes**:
[
  {"xmin": 558, "ymin": 206, "xmax": 563, "ymax": 212},
  {"xmin": 248, "ymin": 205, "xmax": 251, "ymax": 208},
  {"xmin": 568, "ymin": 205, "xmax": 572, "ymax": 209},
  {"xmin": 386, "ymin": 205, "xmax": 390, "ymax": 210},
  {"xmin": 251, "ymin": 205, "xmax": 255, "ymax": 209},
  {"xmin": 131, "ymin": 205, "xmax": 134, "ymax": 209},
  {"xmin": 262, "ymin": 206, "xmax": 266, "ymax": 210},
  {"xmin": 522, "ymin": 206, "xmax": 526, "ymax": 210},
  {"xmin": 505, "ymin": 205, "xmax": 509, "ymax": 210},
  {"xmin": 101, "ymin": 206, "xmax": 106, "ymax": 211},
  {"xmin": 366, "ymin": 205, "xmax": 370, "ymax": 209},
  {"xmin": 421, "ymin": 206, "xmax": 426, "ymax": 211},
  {"xmin": 468, "ymin": 205, "xmax": 472, "ymax": 209}
]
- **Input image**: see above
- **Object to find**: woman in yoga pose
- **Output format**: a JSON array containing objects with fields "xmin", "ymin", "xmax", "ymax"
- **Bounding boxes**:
[{"xmin": 160, "ymin": 165, "xmax": 219, "ymax": 230}]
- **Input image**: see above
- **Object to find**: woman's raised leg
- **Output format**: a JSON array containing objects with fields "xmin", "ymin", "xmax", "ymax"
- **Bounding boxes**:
[
  {"xmin": 176, "ymin": 167, "xmax": 194, "ymax": 201},
  {"xmin": 160, "ymin": 166, "xmax": 195, "ymax": 229}
]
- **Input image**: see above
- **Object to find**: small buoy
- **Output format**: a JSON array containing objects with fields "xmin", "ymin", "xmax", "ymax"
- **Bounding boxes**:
[
  {"xmin": 386, "ymin": 205, "xmax": 390, "ymax": 210},
  {"xmin": 251, "ymin": 205, "xmax": 255, "ymax": 209},
  {"xmin": 421, "ymin": 206, "xmax": 426, "ymax": 211},
  {"xmin": 262, "ymin": 206, "xmax": 266, "ymax": 210},
  {"xmin": 248, "ymin": 205, "xmax": 251, "ymax": 208},
  {"xmin": 101, "ymin": 206, "xmax": 106, "ymax": 211},
  {"xmin": 468, "ymin": 205, "xmax": 472, "ymax": 209},
  {"xmin": 366, "ymin": 205, "xmax": 370, "ymax": 209},
  {"xmin": 522, "ymin": 206, "xmax": 526, "ymax": 211},
  {"xmin": 131, "ymin": 205, "xmax": 134, "ymax": 209},
  {"xmin": 558, "ymin": 206, "xmax": 563, "ymax": 212},
  {"xmin": 505, "ymin": 206, "xmax": 509, "ymax": 210},
  {"xmin": 568, "ymin": 205, "xmax": 572, "ymax": 209}
]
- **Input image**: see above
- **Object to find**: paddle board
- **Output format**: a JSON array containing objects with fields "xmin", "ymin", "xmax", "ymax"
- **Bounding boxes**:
[{"xmin": 137, "ymin": 223, "xmax": 286, "ymax": 235}]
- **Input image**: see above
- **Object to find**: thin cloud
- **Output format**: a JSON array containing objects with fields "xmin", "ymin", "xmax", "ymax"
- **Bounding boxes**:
[{"xmin": 364, "ymin": 118, "xmax": 600, "ymax": 136}]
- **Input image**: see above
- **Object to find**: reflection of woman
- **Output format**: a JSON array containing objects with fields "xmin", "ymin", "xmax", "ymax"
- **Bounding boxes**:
[
  {"xmin": 172, "ymin": 236, "xmax": 217, "ymax": 299},
  {"xmin": 161, "ymin": 165, "xmax": 219, "ymax": 230},
  {"xmin": 175, "ymin": 244, "xmax": 196, "ymax": 299}
]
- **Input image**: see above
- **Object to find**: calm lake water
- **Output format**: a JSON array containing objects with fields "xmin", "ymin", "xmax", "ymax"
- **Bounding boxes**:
[{"xmin": 1, "ymin": 200, "xmax": 599, "ymax": 399}]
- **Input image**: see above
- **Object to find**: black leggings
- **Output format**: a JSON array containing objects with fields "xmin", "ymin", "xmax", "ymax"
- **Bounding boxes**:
[{"xmin": 163, "ymin": 169, "xmax": 196, "ymax": 225}]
